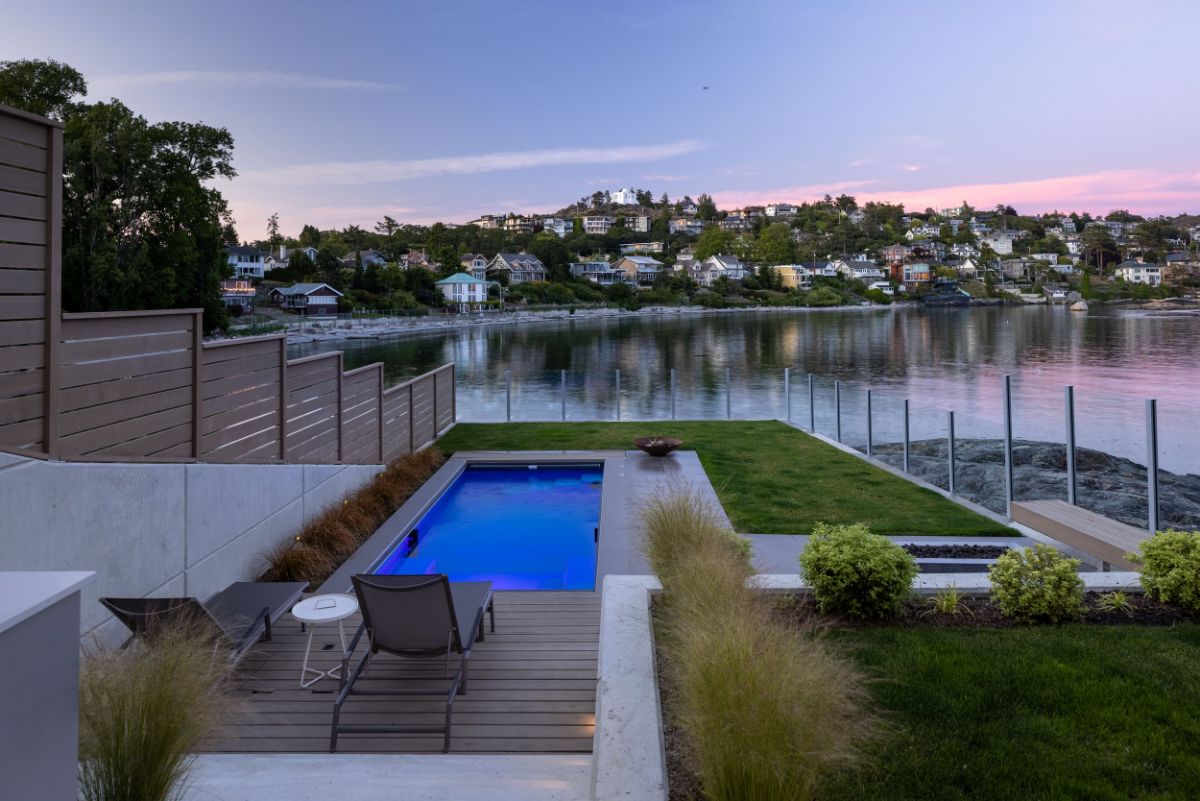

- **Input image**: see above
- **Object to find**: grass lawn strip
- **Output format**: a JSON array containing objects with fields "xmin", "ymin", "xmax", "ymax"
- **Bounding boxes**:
[
  {"xmin": 820, "ymin": 624, "xmax": 1200, "ymax": 801},
  {"xmin": 436, "ymin": 421, "xmax": 1012, "ymax": 536}
]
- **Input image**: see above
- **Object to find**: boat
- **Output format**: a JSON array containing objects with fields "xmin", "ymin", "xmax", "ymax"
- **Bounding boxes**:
[{"xmin": 922, "ymin": 280, "xmax": 971, "ymax": 307}]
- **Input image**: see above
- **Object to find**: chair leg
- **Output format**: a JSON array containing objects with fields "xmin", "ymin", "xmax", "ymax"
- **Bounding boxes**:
[
  {"xmin": 330, "ymin": 700, "xmax": 341, "ymax": 752},
  {"xmin": 443, "ymin": 690, "xmax": 455, "ymax": 753},
  {"xmin": 489, "ymin": 599, "xmax": 496, "ymax": 633}
]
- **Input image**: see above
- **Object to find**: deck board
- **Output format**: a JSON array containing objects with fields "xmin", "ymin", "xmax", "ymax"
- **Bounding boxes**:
[{"xmin": 211, "ymin": 590, "xmax": 600, "ymax": 754}]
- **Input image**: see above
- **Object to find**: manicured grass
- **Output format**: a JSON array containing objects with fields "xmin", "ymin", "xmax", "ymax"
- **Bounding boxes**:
[
  {"xmin": 436, "ymin": 421, "xmax": 1012, "ymax": 535},
  {"xmin": 824, "ymin": 625, "xmax": 1200, "ymax": 801}
]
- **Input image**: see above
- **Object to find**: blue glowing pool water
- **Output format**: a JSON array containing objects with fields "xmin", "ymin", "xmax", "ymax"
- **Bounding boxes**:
[{"xmin": 374, "ymin": 463, "xmax": 602, "ymax": 590}]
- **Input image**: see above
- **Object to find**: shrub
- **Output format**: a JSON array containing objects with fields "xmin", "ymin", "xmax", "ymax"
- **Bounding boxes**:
[
  {"xmin": 922, "ymin": 584, "xmax": 972, "ymax": 618},
  {"xmin": 259, "ymin": 539, "xmax": 334, "ymax": 583},
  {"xmin": 798, "ymin": 523, "xmax": 918, "ymax": 619},
  {"xmin": 805, "ymin": 286, "xmax": 842, "ymax": 307},
  {"xmin": 1130, "ymin": 529, "xmax": 1200, "ymax": 610},
  {"xmin": 79, "ymin": 622, "xmax": 233, "ymax": 801},
  {"xmin": 1096, "ymin": 590, "xmax": 1134, "ymax": 616},
  {"xmin": 988, "ymin": 544, "xmax": 1084, "ymax": 622},
  {"xmin": 640, "ymin": 484, "xmax": 752, "ymax": 592}
]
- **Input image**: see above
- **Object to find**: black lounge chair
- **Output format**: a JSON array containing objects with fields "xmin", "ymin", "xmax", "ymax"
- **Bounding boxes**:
[
  {"xmin": 331, "ymin": 574, "xmax": 495, "ymax": 752},
  {"xmin": 100, "ymin": 580, "xmax": 308, "ymax": 661}
]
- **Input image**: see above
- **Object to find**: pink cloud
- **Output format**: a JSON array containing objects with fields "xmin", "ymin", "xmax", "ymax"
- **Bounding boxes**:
[{"xmin": 711, "ymin": 168, "xmax": 1200, "ymax": 216}]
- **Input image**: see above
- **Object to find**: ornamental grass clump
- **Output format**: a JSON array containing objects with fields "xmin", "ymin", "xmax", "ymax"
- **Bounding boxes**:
[
  {"xmin": 258, "ymin": 447, "xmax": 446, "ymax": 584},
  {"xmin": 643, "ymin": 493, "xmax": 883, "ymax": 801},
  {"xmin": 1130, "ymin": 529, "xmax": 1200, "ymax": 610},
  {"xmin": 988, "ymin": 544, "xmax": 1084, "ymax": 623},
  {"xmin": 798, "ymin": 522, "xmax": 918, "ymax": 619},
  {"xmin": 79, "ymin": 622, "xmax": 233, "ymax": 801}
]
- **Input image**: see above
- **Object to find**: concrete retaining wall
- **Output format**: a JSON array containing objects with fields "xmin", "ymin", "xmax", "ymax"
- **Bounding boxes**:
[{"xmin": 0, "ymin": 450, "xmax": 380, "ymax": 642}]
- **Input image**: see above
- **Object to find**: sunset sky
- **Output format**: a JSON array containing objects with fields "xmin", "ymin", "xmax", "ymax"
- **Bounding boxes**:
[{"xmin": 4, "ymin": 0, "xmax": 1199, "ymax": 236}]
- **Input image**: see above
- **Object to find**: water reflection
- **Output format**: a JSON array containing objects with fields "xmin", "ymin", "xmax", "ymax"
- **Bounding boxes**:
[{"xmin": 292, "ymin": 306, "xmax": 1200, "ymax": 473}]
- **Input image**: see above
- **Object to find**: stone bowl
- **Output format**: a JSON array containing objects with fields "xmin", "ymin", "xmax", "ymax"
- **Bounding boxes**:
[{"xmin": 634, "ymin": 437, "xmax": 683, "ymax": 457}]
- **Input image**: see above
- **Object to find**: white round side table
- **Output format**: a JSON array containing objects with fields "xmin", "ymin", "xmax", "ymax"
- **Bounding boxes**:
[{"xmin": 291, "ymin": 593, "xmax": 358, "ymax": 688}]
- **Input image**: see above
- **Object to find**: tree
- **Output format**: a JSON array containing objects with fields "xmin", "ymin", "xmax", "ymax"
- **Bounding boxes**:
[
  {"xmin": 591, "ymin": 191, "xmax": 605, "ymax": 207},
  {"xmin": 221, "ymin": 223, "xmax": 240, "ymax": 247},
  {"xmin": 696, "ymin": 193, "xmax": 718, "ymax": 221},
  {"xmin": 528, "ymin": 233, "xmax": 569, "ymax": 281},
  {"xmin": 753, "ymin": 223, "xmax": 796, "ymax": 265},
  {"xmin": 375, "ymin": 215, "xmax": 400, "ymax": 237},
  {"xmin": 316, "ymin": 250, "xmax": 344, "ymax": 289},
  {"xmin": 1132, "ymin": 219, "xmax": 1176, "ymax": 262},
  {"xmin": 694, "ymin": 227, "xmax": 733, "ymax": 261},
  {"xmin": 266, "ymin": 213, "xmax": 282, "ymax": 249},
  {"xmin": 298, "ymin": 224, "xmax": 321, "ymax": 248},
  {"xmin": 1080, "ymin": 225, "xmax": 1119, "ymax": 274},
  {"xmin": 834, "ymin": 194, "xmax": 858, "ymax": 213},
  {"xmin": 0, "ymin": 58, "xmax": 85, "ymax": 120}
]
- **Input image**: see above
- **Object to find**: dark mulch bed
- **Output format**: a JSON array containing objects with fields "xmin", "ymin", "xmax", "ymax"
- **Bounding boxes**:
[
  {"xmin": 902, "ymin": 543, "xmax": 1010, "ymax": 559},
  {"xmin": 774, "ymin": 592, "xmax": 1200, "ymax": 628},
  {"xmin": 656, "ymin": 593, "xmax": 1200, "ymax": 801}
]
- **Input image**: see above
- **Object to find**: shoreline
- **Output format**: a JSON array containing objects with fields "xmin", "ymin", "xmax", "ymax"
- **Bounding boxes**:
[{"xmin": 273, "ymin": 303, "xmax": 892, "ymax": 345}]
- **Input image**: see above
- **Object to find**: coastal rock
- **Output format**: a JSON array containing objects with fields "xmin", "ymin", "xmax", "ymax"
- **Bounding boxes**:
[{"xmin": 874, "ymin": 439, "xmax": 1200, "ymax": 531}]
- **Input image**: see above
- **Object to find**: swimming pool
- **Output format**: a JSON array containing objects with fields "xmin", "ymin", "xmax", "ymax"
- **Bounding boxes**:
[{"xmin": 373, "ymin": 462, "xmax": 603, "ymax": 590}]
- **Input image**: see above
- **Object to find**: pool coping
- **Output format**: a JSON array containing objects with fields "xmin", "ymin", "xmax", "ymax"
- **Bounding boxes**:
[{"xmin": 318, "ymin": 450, "xmax": 631, "ymax": 595}]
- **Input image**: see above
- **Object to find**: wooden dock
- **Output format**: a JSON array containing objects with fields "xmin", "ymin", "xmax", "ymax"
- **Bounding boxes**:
[{"xmin": 210, "ymin": 591, "xmax": 600, "ymax": 754}]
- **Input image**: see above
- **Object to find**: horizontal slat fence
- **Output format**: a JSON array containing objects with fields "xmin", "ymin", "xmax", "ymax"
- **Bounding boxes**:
[
  {"xmin": 0, "ymin": 104, "xmax": 60, "ymax": 456},
  {"xmin": 0, "ymin": 102, "xmax": 455, "ymax": 467}
]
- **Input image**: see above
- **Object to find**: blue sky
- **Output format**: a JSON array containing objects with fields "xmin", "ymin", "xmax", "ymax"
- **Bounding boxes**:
[{"xmin": 4, "ymin": 0, "xmax": 1199, "ymax": 237}]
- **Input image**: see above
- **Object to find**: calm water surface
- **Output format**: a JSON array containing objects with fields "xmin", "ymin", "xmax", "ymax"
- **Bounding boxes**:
[{"xmin": 292, "ymin": 306, "xmax": 1200, "ymax": 473}]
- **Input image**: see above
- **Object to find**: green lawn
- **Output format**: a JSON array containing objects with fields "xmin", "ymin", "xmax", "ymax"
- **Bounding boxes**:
[
  {"xmin": 436, "ymin": 421, "xmax": 1011, "ymax": 535},
  {"xmin": 824, "ymin": 625, "xmax": 1200, "ymax": 801}
]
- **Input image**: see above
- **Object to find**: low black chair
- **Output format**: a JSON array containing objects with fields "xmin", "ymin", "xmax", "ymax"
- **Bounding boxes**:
[
  {"xmin": 100, "ymin": 580, "xmax": 308, "ymax": 661},
  {"xmin": 331, "ymin": 574, "xmax": 495, "ymax": 752}
]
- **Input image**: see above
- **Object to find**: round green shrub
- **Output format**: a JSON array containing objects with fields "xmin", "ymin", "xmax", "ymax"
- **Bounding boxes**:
[
  {"xmin": 798, "ymin": 523, "xmax": 918, "ymax": 619},
  {"xmin": 1130, "ymin": 529, "xmax": 1200, "ymax": 610},
  {"xmin": 988, "ymin": 544, "xmax": 1084, "ymax": 622}
]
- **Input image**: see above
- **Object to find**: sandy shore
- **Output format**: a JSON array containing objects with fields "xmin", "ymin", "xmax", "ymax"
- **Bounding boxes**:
[{"xmin": 276, "ymin": 304, "xmax": 887, "ymax": 345}]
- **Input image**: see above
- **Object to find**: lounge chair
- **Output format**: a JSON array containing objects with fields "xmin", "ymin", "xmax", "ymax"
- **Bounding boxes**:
[
  {"xmin": 330, "ymin": 574, "xmax": 495, "ymax": 752},
  {"xmin": 100, "ymin": 580, "xmax": 308, "ymax": 661}
]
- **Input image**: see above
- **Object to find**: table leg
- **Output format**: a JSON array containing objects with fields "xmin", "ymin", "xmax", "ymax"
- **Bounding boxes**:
[{"xmin": 299, "ymin": 624, "xmax": 326, "ymax": 688}]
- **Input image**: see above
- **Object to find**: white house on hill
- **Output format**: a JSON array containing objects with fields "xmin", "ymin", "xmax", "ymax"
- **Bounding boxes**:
[{"xmin": 435, "ymin": 273, "xmax": 488, "ymax": 312}]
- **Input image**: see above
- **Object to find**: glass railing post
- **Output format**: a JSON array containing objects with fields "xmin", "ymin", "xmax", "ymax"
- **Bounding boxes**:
[
  {"xmin": 866, "ymin": 389, "xmax": 873, "ymax": 457},
  {"xmin": 1147, "ymin": 398, "xmax": 1159, "ymax": 533},
  {"xmin": 1065, "ymin": 385, "xmax": 1077, "ymax": 505},
  {"xmin": 1003, "ymin": 375, "xmax": 1014, "ymax": 516},
  {"xmin": 784, "ymin": 367, "xmax": 791, "ymax": 421},
  {"xmin": 670, "ymin": 368, "xmax": 677, "ymax": 420},
  {"xmin": 948, "ymin": 410, "xmax": 956, "ymax": 495},
  {"xmin": 560, "ymin": 369, "xmax": 567, "ymax": 422},
  {"xmin": 903, "ymin": 399, "xmax": 910, "ymax": 473},
  {"xmin": 505, "ymin": 370, "xmax": 512, "ymax": 422},
  {"xmin": 615, "ymin": 369, "xmax": 621, "ymax": 422},
  {"xmin": 808, "ymin": 373, "xmax": 815, "ymax": 431},
  {"xmin": 725, "ymin": 367, "xmax": 732, "ymax": 420},
  {"xmin": 834, "ymin": 380, "xmax": 842, "ymax": 442}
]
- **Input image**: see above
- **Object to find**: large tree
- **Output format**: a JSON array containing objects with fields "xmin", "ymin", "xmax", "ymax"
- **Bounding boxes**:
[
  {"xmin": 753, "ymin": 223, "xmax": 797, "ymax": 265},
  {"xmin": 0, "ymin": 59, "xmax": 237, "ymax": 331},
  {"xmin": 693, "ymin": 226, "xmax": 732, "ymax": 261}
]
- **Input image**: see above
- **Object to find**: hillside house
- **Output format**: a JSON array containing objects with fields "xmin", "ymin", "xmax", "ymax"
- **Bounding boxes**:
[
  {"xmin": 269, "ymin": 282, "xmax": 343, "ymax": 315},
  {"xmin": 487, "ymin": 252, "xmax": 547, "ymax": 284},
  {"xmin": 435, "ymin": 273, "xmax": 488, "ymax": 312}
]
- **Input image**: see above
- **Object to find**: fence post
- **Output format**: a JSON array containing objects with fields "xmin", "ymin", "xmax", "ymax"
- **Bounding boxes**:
[
  {"xmin": 336, "ymin": 352, "xmax": 345, "ymax": 463},
  {"xmin": 834, "ymin": 380, "xmax": 842, "ymax": 442},
  {"xmin": 784, "ymin": 367, "xmax": 791, "ymax": 421},
  {"xmin": 408, "ymin": 381, "xmax": 415, "ymax": 454},
  {"xmin": 1147, "ymin": 398, "xmax": 1159, "ymax": 534},
  {"xmin": 431, "ymin": 364, "xmax": 438, "ymax": 438},
  {"xmin": 725, "ymin": 367, "xmax": 732, "ymax": 420},
  {"xmin": 1003, "ymin": 374, "xmax": 1014, "ymax": 516},
  {"xmin": 615, "ymin": 369, "xmax": 621, "ymax": 422},
  {"xmin": 560, "ymin": 369, "xmax": 567, "ymax": 422},
  {"xmin": 43, "ymin": 125, "xmax": 63, "ymax": 461},
  {"xmin": 866, "ymin": 389, "xmax": 872, "ymax": 457},
  {"xmin": 505, "ymin": 370, "xmax": 512, "ymax": 422},
  {"xmin": 808, "ymin": 373, "xmax": 815, "ymax": 431},
  {"xmin": 192, "ymin": 311, "xmax": 203, "ymax": 458},
  {"xmin": 948, "ymin": 410, "xmax": 956, "ymax": 495},
  {"xmin": 903, "ymin": 399, "xmax": 910, "ymax": 473},
  {"xmin": 278, "ymin": 338, "xmax": 288, "ymax": 461},
  {"xmin": 376, "ymin": 364, "xmax": 385, "ymax": 463},
  {"xmin": 670, "ymin": 368, "xmax": 676, "ymax": 420},
  {"xmin": 449, "ymin": 363, "xmax": 456, "ymax": 424},
  {"xmin": 1065, "ymin": 385, "xmax": 1076, "ymax": 505}
]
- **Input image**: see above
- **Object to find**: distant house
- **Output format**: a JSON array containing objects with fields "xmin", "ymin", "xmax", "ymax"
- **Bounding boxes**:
[
  {"xmin": 227, "ymin": 245, "xmax": 266, "ymax": 279},
  {"xmin": 677, "ymin": 199, "xmax": 699, "ymax": 216},
  {"xmin": 765, "ymin": 203, "xmax": 797, "ymax": 218},
  {"xmin": 610, "ymin": 188, "xmax": 639, "ymax": 205},
  {"xmin": 719, "ymin": 216, "xmax": 754, "ymax": 233},
  {"xmin": 269, "ymin": 282, "xmax": 343, "ymax": 314},
  {"xmin": 583, "ymin": 215, "xmax": 615, "ymax": 235},
  {"xmin": 467, "ymin": 214, "xmax": 502, "ymax": 229},
  {"xmin": 570, "ymin": 261, "xmax": 628, "ymax": 286},
  {"xmin": 616, "ymin": 242, "xmax": 659, "ymax": 256},
  {"xmin": 774, "ymin": 265, "xmax": 813, "ymax": 290},
  {"xmin": 435, "ymin": 273, "xmax": 488, "ymax": 312},
  {"xmin": 831, "ymin": 258, "xmax": 885, "ymax": 282},
  {"xmin": 502, "ymin": 214, "xmax": 536, "ymax": 234},
  {"xmin": 461, "ymin": 253, "xmax": 489, "ymax": 280},
  {"xmin": 957, "ymin": 257, "xmax": 988, "ymax": 279},
  {"xmin": 951, "ymin": 243, "xmax": 980, "ymax": 259},
  {"xmin": 1114, "ymin": 261, "xmax": 1162, "ymax": 286},
  {"xmin": 698, "ymin": 254, "xmax": 747, "ymax": 286},
  {"xmin": 1001, "ymin": 259, "xmax": 1042, "ymax": 282},
  {"xmin": 541, "ymin": 217, "xmax": 574, "ymax": 238},
  {"xmin": 980, "ymin": 234, "xmax": 1015, "ymax": 255},
  {"xmin": 611, "ymin": 255, "xmax": 664, "ymax": 286},
  {"xmin": 902, "ymin": 263, "xmax": 932, "ymax": 287},
  {"xmin": 218, "ymin": 279, "xmax": 256, "ymax": 312},
  {"xmin": 626, "ymin": 215, "xmax": 653, "ymax": 233},
  {"xmin": 880, "ymin": 244, "xmax": 913, "ymax": 263},
  {"xmin": 668, "ymin": 217, "xmax": 704, "ymax": 236},
  {"xmin": 487, "ymin": 252, "xmax": 547, "ymax": 284},
  {"xmin": 868, "ymin": 280, "xmax": 894, "ymax": 296},
  {"xmin": 342, "ymin": 249, "xmax": 387, "ymax": 268},
  {"xmin": 400, "ymin": 249, "xmax": 438, "ymax": 271}
]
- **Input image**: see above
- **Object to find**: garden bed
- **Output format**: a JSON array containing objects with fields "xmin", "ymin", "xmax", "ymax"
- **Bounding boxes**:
[
  {"xmin": 655, "ymin": 598, "xmax": 1200, "ymax": 801},
  {"xmin": 902, "ymin": 543, "xmax": 1010, "ymax": 559}
]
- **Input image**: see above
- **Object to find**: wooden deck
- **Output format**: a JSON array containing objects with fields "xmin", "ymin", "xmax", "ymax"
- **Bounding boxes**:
[{"xmin": 210, "ymin": 591, "xmax": 600, "ymax": 754}]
